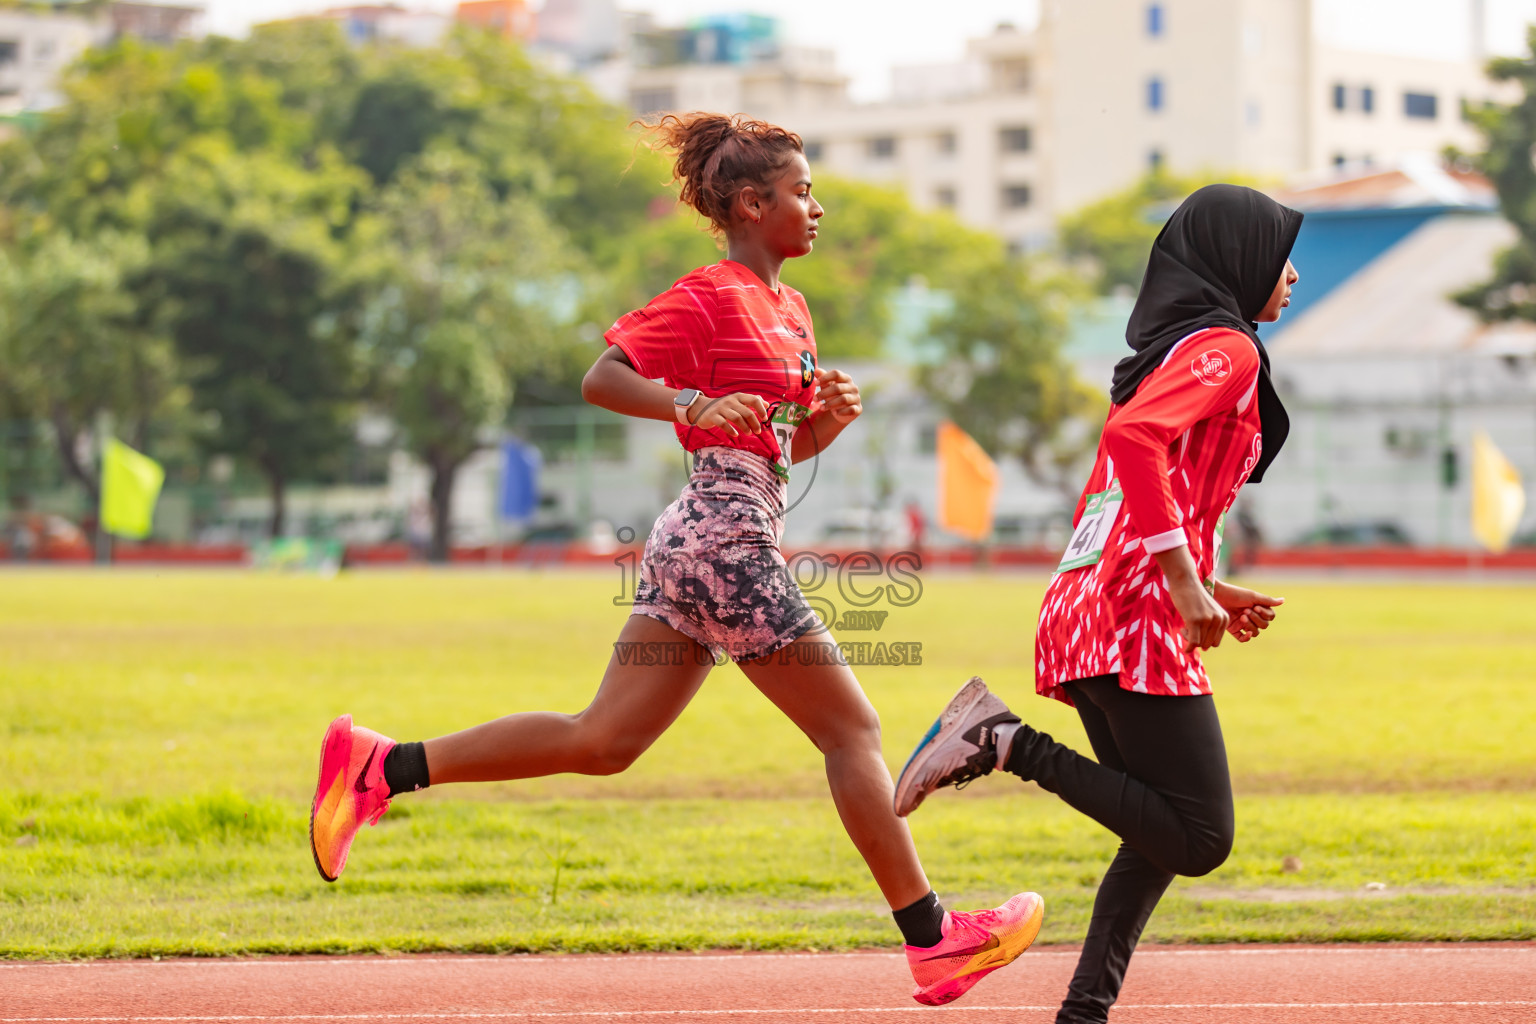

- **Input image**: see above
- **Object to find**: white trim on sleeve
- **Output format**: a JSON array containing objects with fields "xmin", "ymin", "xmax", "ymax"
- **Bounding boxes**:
[{"xmin": 1142, "ymin": 527, "xmax": 1189, "ymax": 555}]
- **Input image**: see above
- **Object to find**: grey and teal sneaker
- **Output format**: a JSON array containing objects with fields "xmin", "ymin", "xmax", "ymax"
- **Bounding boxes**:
[{"xmin": 894, "ymin": 677, "xmax": 1020, "ymax": 817}]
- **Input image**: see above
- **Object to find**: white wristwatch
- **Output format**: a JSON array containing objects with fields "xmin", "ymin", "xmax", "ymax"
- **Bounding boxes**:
[{"xmin": 673, "ymin": 388, "xmax": 702, "ymax": 424}]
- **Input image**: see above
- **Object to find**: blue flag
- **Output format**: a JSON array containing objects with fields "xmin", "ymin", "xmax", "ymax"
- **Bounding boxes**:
[{"xmin": 498, "ymin": 440, "xmax": 540, "ymax": 521}]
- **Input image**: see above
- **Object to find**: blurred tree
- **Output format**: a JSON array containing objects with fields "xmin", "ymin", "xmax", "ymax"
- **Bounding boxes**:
[
  {"xmin": 1058, "ymin": 169, "xmax": 1254, "ymax": 296},
  {"xmin": 791, "ymin": 178, "xmax": 1003, "ymax": 359},
  {"xmin": 136, "ymin": 147, "xmax": 370, "ymax": 538},
  {"xmin": 0, "ymin": 231, "xmax": 180, "ymax": 522},
  {"xmin": 1455, "ymin": 30, "xmax": 1536, "ymax": 321},
  {"xmin": 358, "ymin": 149, "xmax": 586, "ymax": 560},
  {"xmin": 919, "ymin": 258, "xmax": 1105, "ymax": 497}
]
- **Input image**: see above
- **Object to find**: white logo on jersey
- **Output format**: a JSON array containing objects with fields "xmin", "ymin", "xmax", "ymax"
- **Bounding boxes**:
[{"xmin": 1191, "ymin": 350, "xmax": 1231, "ymax": 387}]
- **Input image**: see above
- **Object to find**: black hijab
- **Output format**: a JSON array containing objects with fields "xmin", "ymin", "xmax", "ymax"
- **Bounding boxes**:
[{"xmin": 1110, "ymin": 184, "xmax": 1303, "ymax": 483}]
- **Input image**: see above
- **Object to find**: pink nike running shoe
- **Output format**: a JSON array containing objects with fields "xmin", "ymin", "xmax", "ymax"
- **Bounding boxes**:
[
  {"xmin": 906, "ymin": 891, "xmax": 1044, "ymax": 1005},
  {"xmin": 309, "ymin": 714, "xmax": 395, "ymax": 882}
]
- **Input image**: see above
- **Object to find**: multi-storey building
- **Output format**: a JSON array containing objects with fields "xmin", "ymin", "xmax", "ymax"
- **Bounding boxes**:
[
  {"xmin": 1042, "ymin": 0, "xmax": 1507, "ymax": 213},
  {"xmin": 0, "ymin": 2, "xmax": 201, "ymax": 117},
  {"xmin": 597, "ymin": 1, "xmax": 1514, "ymax": 248}
]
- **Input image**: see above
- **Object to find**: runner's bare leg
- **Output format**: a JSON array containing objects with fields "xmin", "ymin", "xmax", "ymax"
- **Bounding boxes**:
[
  {"xmin": 423, "ymin": 614, "xmax": 713, "ymax": 783},
  {"xmin": 738, "ymin": 631, "xmax": 932, "ymax": 910}
]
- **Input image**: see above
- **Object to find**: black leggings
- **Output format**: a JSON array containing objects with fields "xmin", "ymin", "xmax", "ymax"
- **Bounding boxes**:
[{"xmin": 1005, "ymin": 674, "xmax": 1235, "ymax": 1024}]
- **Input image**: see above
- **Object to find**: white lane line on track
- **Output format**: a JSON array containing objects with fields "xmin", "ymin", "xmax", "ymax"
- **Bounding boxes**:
[
  {"xmin": 7, "ymin": 1003, "xmax": 1536, "ymax": 1021},
  {"xmin": 5, "ymin": 946, "xmax": 1533, "ymax": 969}
]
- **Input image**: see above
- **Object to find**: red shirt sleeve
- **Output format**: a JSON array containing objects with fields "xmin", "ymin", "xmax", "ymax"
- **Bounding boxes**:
[
  {"xmin": 603, "ymin": 272, "xmax": 718, "ymax": 384},
  {"xmin": 1103, "ymin": 329, "xmax": 1260, "ymax": 552}
]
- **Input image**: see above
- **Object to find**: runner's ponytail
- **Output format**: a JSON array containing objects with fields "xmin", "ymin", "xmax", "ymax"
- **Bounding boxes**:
[{"xmin": 640, "ymin": 112, "xmax": 804, "ymax": 235}]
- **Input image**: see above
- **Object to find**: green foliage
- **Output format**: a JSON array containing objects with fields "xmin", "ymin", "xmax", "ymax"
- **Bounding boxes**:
[
  {"xmin": 137, "ymin": 146, "xmax": 371, "ymax": 535},
  {"xmin": 794, "ymin": 177, "xmax": 1004, "ymax": 359},
  {"xmin": 919, "ymin": 258, "xmax": 1103, "ymax": 491},
  {"xmin": 357, "ymin": 149, "xmax": 585, "ymax": 557},
  {"xmin": 0, "ymin": 22, "xmax": 655, "ymax": 525},
  {"xmin": 1058, "ymin": 169, "xmax": 1256, "ymax": 295},
  {"xmin": 0, "ymin": 230, "xmax": 179, "ymax": 508},
  {"xmin": 1456, "ymin": 29, "xmax": 1536, "ymax": 320}
]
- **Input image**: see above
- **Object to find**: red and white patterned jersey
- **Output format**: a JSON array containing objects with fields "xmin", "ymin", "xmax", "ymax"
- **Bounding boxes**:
[{"xmin": 1035, "ymin": 327, "xmax": 1264, "ymax": 704}]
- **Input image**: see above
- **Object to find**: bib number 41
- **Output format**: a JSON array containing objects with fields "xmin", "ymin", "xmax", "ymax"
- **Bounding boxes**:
[{"xmin": 1057, "ymin": 481, "xmax": 1124, "ymax": 572}]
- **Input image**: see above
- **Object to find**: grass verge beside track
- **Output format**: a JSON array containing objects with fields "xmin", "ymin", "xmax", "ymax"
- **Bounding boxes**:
[
  {"xmin": 3, "ymin": 790, "xmax": 1533, "ymax": 957},
  {"xmin": 2, "ymin": 570, "xmax": 1534, "ymax": 955}
]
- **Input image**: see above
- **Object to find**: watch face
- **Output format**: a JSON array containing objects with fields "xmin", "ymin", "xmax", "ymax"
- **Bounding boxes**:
[{"xmin": 676, "ymin": 389, "xmax": 698, "ymax": 406}]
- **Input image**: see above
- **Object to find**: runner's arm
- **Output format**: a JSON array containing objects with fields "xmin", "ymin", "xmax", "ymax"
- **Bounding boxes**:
[
  {"xmin": 582, "ymin": 348, "xmax": 769, "ymax": 436},
  {"xmin": 1102, "ymin": 333, "xmax": 1260, "ymax": 554},
  {"xmin": 582, "ymin": 346, "xmax": 691, "ymax": 422}
]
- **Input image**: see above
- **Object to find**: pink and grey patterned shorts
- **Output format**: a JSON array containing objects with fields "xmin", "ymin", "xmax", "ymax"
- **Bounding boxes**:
[{"xmin": 633, "ymin": 446, "xmax": 824, "ymax": 663}]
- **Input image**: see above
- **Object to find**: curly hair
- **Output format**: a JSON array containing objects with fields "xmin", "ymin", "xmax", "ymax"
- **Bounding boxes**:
[{"xmin": 640, "ymin": 112, "xmax": 805, "ymax": 235}]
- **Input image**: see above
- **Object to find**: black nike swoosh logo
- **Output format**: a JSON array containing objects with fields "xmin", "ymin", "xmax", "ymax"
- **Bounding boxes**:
[
  {"xmin": 791, "ymin": 327, "xmax": 807, "ymax": 338},
  {"xmin": 355, "ymin": 744, "xmax": 377, "ymax": 794},
  {"xmin": 921, "ymin": 934, "xmax": 999, "ymax": 961}
]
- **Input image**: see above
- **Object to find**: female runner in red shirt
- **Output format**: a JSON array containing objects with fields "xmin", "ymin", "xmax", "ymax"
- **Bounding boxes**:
[
  {"xmin": 892, "ymin": 185, "xmax": 1303, "ymax": 1023},
  {"xmin": 308, "ymin": 113, "xmax": 1041, "ymax": 1006}
]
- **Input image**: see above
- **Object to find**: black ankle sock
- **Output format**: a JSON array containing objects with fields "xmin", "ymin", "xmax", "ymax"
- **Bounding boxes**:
[
  {"xmin": 1002, "ymin": 724, "xmax": 1041, "ymax": 779},
  {"xmin": 892, "ymin": 890, "xmax": 946, "ymax": 948},
  {"xmin": 382, "ymin": 741, "xmax": 430, "ymax": 795}
]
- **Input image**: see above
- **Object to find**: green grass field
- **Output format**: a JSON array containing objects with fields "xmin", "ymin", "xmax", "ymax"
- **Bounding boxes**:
[{"xmin": 3, "ymin": 569, "xmax": 1534, "ymax": 956}]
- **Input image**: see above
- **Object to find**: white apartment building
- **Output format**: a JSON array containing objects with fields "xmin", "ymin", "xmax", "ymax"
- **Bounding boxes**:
[
  {"xmin": 1043, "ymin": 0, "xmax": 1508, "ymax": 212},
  {"xmin": 0, "ymin": 3, "xmax": 202, "ymax": 117},
  {"xmin": 625, "ymin": 44, "xmax": 847, "ymax": 118},
  {"xmin": 0, "ymin": 8, "xmax": 106, "ymax": 115},
  {"xmin": 764, "ymin": 26, "xmax": 1050, "ymax": 249},
  {"xmin": 604, "ymin": 1, "xmax": 1512, "ymax": 247}
]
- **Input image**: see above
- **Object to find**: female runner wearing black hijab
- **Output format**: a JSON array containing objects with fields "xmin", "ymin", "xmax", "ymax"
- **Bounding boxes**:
[{"xmin": 893, "ymin": 185, "xmax": 1303, "ymax": 1024}]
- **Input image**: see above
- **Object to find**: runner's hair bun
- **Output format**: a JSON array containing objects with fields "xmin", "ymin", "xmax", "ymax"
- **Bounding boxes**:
[{"xmin": 639, "ymin": 112, "xmax": 804, "ymax": 235}]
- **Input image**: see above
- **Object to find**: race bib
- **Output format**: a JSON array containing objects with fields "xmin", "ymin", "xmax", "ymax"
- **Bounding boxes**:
[
  {"xmin": 1057, "ymin": 480, "xmax": 1124, "ymax": 572},
  {"xmin": 1208, "ymin": 511, "xmax": 1227, "ymax": 588},
  {"xmin": 768, "ymin": 400, "xmax": 812, "ymax": 481}
]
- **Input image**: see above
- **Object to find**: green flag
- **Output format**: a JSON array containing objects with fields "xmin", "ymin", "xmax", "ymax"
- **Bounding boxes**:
[{"xmin": 100, "ymin": 438, "xmax": 165, "ymax": 540}]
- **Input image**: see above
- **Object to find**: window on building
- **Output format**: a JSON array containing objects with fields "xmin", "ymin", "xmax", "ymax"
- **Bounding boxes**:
[
  {"xmin": 0, "ymin": 40, "xmax": 18, "ymax": 66},
  {"xmin": 1404, "ymin": 92, "xmax": 1438, "ymax": 120},
  {"xmin": 992, "ymin": 58, "xmax": 1030, "ymax": 93},
  {"xmin": 630, "ymin": 87, "xmax": 676, "ymax": 114},
  {"xmin": 1002, "ymin": 184, "xmax": 1032, "ymax": 209},
  {"xmin": 1333, "ymin": 152, "xmax": 1347, "ymax": 168},
  {"xmin": 1148, "ymin": 148, "xmax": 1164, "ymax": 171},
  {"xmin": 1147, "ymin": 75, "xmax": 1164, "ymax": 112},
  {"xmin": 33, "ymin": 38, "xmax": 54, "ymax": 62},
  {"xmin": 868, "ymin": 136, "xmax": 897, "ymax": 159},
  {"xmin": 1246, "ymin": 100, "xmax": 1261, "ymax": 127},
  {"xmin": 934, "ymin": 186, "xmax": 957, "ymax": 208},
  {"xmin": 1360, "ymin": 86, "xmax": 1375, "ymax": 114},
  {"xmin": 1147, "ymin": 3, "xmax": 1164, "ymax": 36},
  {"xmin": 803, "ymin": 140, "xmax": 824, "ymax": 162},
  {"xmin": 999, "ymin": 126, "xmax": 1032, "ymax": 153},
  {"xmin": 1332, "ymin": 82, "xmax": 1347, "ymax": 111},
  {"xmin": 935, "ymin": 131, "xmax": 957, "ymax": 155}
]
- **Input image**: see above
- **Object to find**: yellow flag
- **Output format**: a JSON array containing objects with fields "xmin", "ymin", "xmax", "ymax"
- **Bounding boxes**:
[
  {"xmin": 100, "ymin": 438, "xmax": 165, "ymax": 540},
  {"xmin": 936, "ymin": 421, "xmax": 999, "ymax": 542},
  {"xmin": 1471, "ymin": 431, "xmax": 1525, "ymax": 554}
]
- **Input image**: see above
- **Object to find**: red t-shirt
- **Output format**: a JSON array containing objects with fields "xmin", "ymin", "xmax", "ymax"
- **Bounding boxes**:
[
  {"xmin": 1035, "ymin": 327, "xmax": 1264, "ymax": 701},
  {"xmin": 604, "ymin": 260, "xmax": 821, "ymax": 477}
]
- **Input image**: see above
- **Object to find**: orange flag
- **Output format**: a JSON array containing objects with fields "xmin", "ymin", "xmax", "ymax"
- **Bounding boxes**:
[{"xmin": 936, "ymin": 421, "xmax": 999, "ymax": 542}]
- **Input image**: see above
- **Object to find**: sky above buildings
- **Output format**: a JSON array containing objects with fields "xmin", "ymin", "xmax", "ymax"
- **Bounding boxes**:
[{"xmin": 203, "ymin": 0, "xmax": 1536, "ymax": 103}]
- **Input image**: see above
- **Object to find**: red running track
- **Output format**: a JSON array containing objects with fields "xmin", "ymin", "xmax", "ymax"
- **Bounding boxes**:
[{"xmin": 4, "ymin": 945, "xmax": 1535, "ymax": 1024}]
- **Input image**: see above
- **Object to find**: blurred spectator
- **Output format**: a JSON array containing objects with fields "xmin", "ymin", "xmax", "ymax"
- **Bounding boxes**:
[
  {"xmin": 5, "ymin": 496, "xmax": 37, "ymax": 562},
  {"xmin": 406, "ymin": 498, "xmax": 432, "ymax": 561},
  {"xmin": 1232, "ymin": 501, "xmax": 1264, "ymax": 573},
  {"xmin": 905, "ymin": 499, "xmax": 926, "ymax": 556}
]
